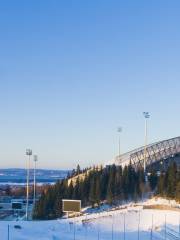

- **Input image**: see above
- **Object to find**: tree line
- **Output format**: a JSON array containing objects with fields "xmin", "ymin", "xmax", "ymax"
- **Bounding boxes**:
[
  {"xmin": 33, "ymin": 162, "xmax": 179, "ymax": 220},
  {"xmin": 157, "ymin": 162, "xmax": 180, "ymax": 200}
]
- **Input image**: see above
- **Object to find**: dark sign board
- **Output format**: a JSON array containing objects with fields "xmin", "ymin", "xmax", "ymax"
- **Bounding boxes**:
[{"xmin": 62, "ymin": 199, "xmax": 81, "ymax": 212}]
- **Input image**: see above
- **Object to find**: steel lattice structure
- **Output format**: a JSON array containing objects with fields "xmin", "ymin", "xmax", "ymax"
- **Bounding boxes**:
[{"xmin": 114, "ymin": 136, "xmax": 180, "ymax": 169}]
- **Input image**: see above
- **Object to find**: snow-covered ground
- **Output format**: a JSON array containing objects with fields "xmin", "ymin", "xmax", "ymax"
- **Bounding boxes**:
[{"xmin": 0, "ymin": 198, "xmax": 180, "ymax": 240}]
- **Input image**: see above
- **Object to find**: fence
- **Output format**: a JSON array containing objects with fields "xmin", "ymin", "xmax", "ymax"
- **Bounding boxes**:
[{"xmin": 4, "ymin": 211, "xmax": 180, "ymax": 240}]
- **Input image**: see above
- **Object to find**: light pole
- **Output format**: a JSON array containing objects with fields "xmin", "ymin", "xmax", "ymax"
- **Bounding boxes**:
[
  {"xmin": 143, "ymin": 112, "xmax": 150, "ymax": 173},
  {"xmin": 26, "ymin": 149, "xmax": 32, "ymax": 220},
  {"xmin": 117, "ymin": 127, "xmax": 122, "ymax": 163},
  {"xmin": 33, "ymin": 155, "xmax": 38, "ymax": 206}
]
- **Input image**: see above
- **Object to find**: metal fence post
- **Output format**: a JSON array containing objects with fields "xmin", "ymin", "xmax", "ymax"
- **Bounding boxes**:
[
  {"xmin": 112, "ymin": 214, "xmax": 114, "ymax": 240},
  {"xmin": 98, "ymin": 213, "xmax": 100, "ymax": 240},
  {"xmin": 138, "ymin": 211, "xmax": 140, "ymax": 240},
  {"xmin": 164, "ymin": 214, "xmax": 166, "ymax": 240},
  {"xmin": 74, "ymin": 217, "xmax": 76, "ymax": 240},
  {"xmin": 124, "ymin": 213, "xmax": 126, "ymax": 240},
  {"xmin": 150, "ymin": 214, "xmax": 153, "ymax": 240},
  {"xmin": 179, "ymin": 214, "xmax": 180, "ymax": 238},
  {"xmin": 8, "ymin": 224, "xmax": 9, "ymax": 240},
  {"xmin": 85, "ymin": 215, "xmax": 87, "ymax": 240}
]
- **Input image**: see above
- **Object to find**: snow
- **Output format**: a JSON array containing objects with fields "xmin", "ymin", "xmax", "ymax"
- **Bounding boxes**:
[
  {"xmin": 144, "ymin": 197, "xmax": 180, "ymax": 208},
  {"xmin": 0, "ymin": 198, "xmax": 180, "ymax": 240}
]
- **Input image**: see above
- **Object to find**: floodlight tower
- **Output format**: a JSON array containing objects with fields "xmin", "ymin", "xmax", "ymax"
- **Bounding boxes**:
[
  {"xmin": 117, "ymin": 127, "xmax": 122, "ymax": 163},
  {"xmin": 33, "ymin": 155, "xmax": 38, "ymax": 206},
  {"xmin": 143, "ymin": 112, "xmax": 150, "ymax": 173},
  {"xmin": 26, "ymin": 149, "xmax": 32, "ymax": 220}
]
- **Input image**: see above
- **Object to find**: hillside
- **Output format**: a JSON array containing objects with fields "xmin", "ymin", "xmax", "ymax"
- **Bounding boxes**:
[
  {"xmin": 33, "ymin": 162, "xmax": 180, "ymax": 220},
  {"xmin": 1, "ymin": 198, "xmax": 180, "ymax": 240}
]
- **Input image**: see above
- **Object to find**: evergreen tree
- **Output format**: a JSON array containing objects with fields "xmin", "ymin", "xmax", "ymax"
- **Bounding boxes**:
[
  {"xmin": 149, "ymin": 170, "xmax": 158, "ymax": 191},
  {"xmin": 166, "ymin": 162, "xmax": 177, "ymax": 198},
  {"xmin": 114, "ymin": 166, "xmax": 123, "ymax": 200},
  {"xmin": 67, "ymin": 181, "xmax": 74, "ymax": 198},
  {"xmin": 122, "ymin": 166, "xmax": 129, "ymax": 200},
  {"xmin": 95, "ymin": 174, "xmax": 100, "ymax": 206},
  {"xmin": 89, "ymin": 175, "xmax": 96, "ymax": 207},
  {"xmin": 82, "ymin": 173, "xmax": 90, "ymax": 206},
  {"xmin": 106, "ymin": 181, "xmax": 113, "ymax": 204},
  {"xmin": 100, "ymin": 167, "xmax": 109, "ymax": 200},
  {"xmin": 175, "ymin": 182, "xmax": 180, "ymax": 201},
  {"xmin": 72, "ymin": 177, "xmax": 80, "ymax": 199},
  {"xmin": 76, "ymin": 164, "xmax": 81, "ymax": 175},
  {"xmin": 106, "ymin": 165, "xmax": 116, "ymax": 204}
]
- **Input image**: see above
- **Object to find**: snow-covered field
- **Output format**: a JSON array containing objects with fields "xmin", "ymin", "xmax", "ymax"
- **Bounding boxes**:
[{"xmin": 1, "ymin": 198, "xmax": 180, "ymax": 240}]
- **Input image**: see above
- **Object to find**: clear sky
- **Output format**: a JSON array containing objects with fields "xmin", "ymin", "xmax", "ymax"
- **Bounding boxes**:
[{"xmin": 0, "ymin": 0, "xmax": 180, "ymax": 169}]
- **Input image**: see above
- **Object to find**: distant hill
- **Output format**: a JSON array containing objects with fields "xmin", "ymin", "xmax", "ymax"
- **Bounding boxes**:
[{"xmin": 0, "ymin": 168, "xmax": 69, "ymax": 185}]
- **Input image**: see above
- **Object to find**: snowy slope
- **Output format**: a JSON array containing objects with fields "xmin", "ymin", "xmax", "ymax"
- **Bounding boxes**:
[{"xmin": 0, "ymin": 198, "xmax": 180, "ymax": 240}]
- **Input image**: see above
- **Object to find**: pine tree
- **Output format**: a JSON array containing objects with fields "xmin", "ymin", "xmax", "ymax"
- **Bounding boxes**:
[
  {"xmin": 166, "ymin": 162, "xmax": 177, "ymax": 198},
  {"xmin": 127, "ymin": 162, "xmax": 136, "ymax": 199},
  {"xmin": 106, "ymin": 165, "xmax": 116, "ymax": 204},
  {"xmin": 100, "ymin": 167, "xmax": 109, "ymax": 200},
  {"xmin": 175, "ymin": 182, "xmax": 180, "ymax": 201},
  {"xmin": 107, "ymin": 181, "xmax": 113, "ymax": 205},
  {"xmin": 149, "ymin": 170, "xmax": 158, "ymax": 191},
  {"xmin": 114, "ymin": 166, "xmax": 123, "ymax": 200},
  {"xmin": 122, "ymin": 166, "xmax": 129, "ymax": 200},
  {"xmin": 95, "ymin": 174, "xmax": 100, "ymax": 206},
  {"xmin": 89, "ymin": 176, "xmax": 96, "ymax": 207},
  {"xmin": 72, "ymin": 177, "xmax": 80, "ymax": 199},
  {"xmin": 76, "ymin": 164, "xmax": 81, "ymax": 175},
  {"xmin": 82, "ymin": 173, "xmax": 90, "ymax": 206}
]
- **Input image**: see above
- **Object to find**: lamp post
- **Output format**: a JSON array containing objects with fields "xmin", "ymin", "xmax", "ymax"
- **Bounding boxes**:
[
  {"xmin": 26, "ymin": 149, "xmax": 32, "ymax": 220},
  {"xmin": 117, "ymin": 127, "xmax": 122, "ymax": 163},
  {"xmin": 143, "ymin": 112, "xmax": 150, "ymax": 173},
  {"xmin": 33, "ymin": 155, "xmax": 38, "ymax": 206}
]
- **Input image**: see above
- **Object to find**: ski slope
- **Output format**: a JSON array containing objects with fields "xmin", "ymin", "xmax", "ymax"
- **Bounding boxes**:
[{"xmin": 0, "ymin": 198, "xmax": 180, "ymax": 240}]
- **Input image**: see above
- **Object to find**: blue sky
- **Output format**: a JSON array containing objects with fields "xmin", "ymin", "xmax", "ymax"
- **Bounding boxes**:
[{"xmin": 0, "ymin": 1, "xmax": 180, "ymax": 169}]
